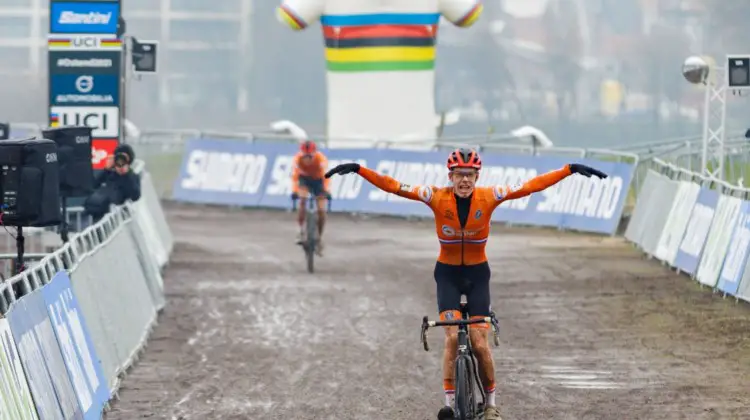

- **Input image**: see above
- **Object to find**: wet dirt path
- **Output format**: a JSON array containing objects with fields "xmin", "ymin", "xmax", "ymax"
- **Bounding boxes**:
[{"xmin": 106, "ymin": 202, "xmax": 750, "ymax": 420}]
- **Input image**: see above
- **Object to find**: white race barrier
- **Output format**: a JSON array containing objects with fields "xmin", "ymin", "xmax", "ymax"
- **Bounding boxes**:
[
  {"xmin": 0, "ymin": 163, "xmax": 172, "ymax": 418},
  {"xmin": 654, "ymin": 181, "xmax": 701, "ymax": 265},
  {"xmin": 626, "ymin": 159, "xmax": 750, "ymax": 303},
  {"xmin": 696, "ymin": 195, "xmax": 742, "ymax": 287}
]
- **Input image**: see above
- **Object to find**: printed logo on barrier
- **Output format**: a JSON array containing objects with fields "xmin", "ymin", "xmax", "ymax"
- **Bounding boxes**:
[
  {"xmin": 48, "ymin": 34, "xmax": 122, "ymax": 51},
  {"xmin": 42, "ymin": 271, "xmax": 109, "ymax": 418},
  {"xmin": 0, "ymin": 320, "xmax": 38, "ymax": 420},
  {"xmin": 7, "ymin": 290, "xmax": 82, "ymax": 419},
  {"xmin": 717, "ymin": 203, "xmax": 750, "ymax": 295},
  {"xmin": 91, "ymin": 139, "xmax": 118, "ymax": 169},
  {"xmin": 369, "ymin": 160, "xmax": 448, "ymax": 203},
  {"xmin": 181, "ymin": 149, "xmax": 268, "ymax": 193},
  {"xmin": 49, "ymin": 106, "xmax": 119, "ymax": 137},
  {"xmin": 679, "ymin": 203, "xmax": 715, "ymax": 257},
  {"xmin": 324, "ymin": 159, "xmax": 367, "ymax": 200},
  {"xmin": 172, "ymin": 140, "xmax": 637, "ymax": 235},
  {"xmin": 673, "ymin": 187, "xmax": 719, "ymax": 275},
  {"xmin": 696, "ymin": 196, "xmax": 742, "ymax": 287},
  {"xmin": 50, "ymin": 74, "xmax": 119, "ymax": 106},
  {"xmin": 481, "ymin": 167, "xmax": 538, "ymax": 210},
  {"xmin": 537, "ymin": 175, "xmax": 624, "ymax": 220},
  {"xmin": 50, "ymin": 2, "xmax": 120, "ymax": 34}
]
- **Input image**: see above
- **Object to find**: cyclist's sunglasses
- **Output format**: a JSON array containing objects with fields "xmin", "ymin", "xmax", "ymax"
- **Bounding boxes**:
[{"xmin": 450, "ymin": 169, "xmax": 479, "ymax": 179}]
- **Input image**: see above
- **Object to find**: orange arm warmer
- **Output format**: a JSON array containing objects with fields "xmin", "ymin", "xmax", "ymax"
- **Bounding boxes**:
[{"xmin": 501, "ymin": 165, "xmax": 572, "ymax": 202}]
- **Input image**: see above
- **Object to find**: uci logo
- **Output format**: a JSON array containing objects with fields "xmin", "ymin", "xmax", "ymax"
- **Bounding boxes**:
[
  {"xmin": 46, "ymin": 153, "xmax": 58, "ymax": 163},
  {"xmin": 73, "ymin": 37, "xmax": 100, "ymax": 48}
]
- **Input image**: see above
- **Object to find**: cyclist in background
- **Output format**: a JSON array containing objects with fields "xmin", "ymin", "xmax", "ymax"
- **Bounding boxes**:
[
  {"xmin": 291, "ymin": 140, "xmax": 331, "ymax": 254},
  {"xmin": 325, "ymin": 148, "xmax": 607, "ymax": 420}
]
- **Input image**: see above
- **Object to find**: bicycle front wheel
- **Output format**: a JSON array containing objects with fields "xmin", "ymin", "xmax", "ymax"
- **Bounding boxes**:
[
  {"xmin": 305, "ymin": 212, "xmax": 317, "ymax": 273},
  {"xmin": 454, "ymin": 355, "xmax": 476, "ymax": 420}
]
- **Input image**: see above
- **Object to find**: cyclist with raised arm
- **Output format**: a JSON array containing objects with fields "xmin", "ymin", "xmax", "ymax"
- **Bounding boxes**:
[
  {"xmin": 291, "ymin": 140, "xmax": 331, "ymax": 254},
  {"xmin": 325, "ymin": 148, "xmax": 607, "ymax": 420}
]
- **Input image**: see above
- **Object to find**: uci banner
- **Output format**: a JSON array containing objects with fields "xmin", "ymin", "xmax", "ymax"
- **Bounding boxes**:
[{"xmin": 173, "ymin": 138, "xmax": 636, "ymax": 235}]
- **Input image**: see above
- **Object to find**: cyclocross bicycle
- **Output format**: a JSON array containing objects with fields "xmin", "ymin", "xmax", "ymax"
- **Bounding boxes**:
[
  {"xmin": 292, "ymin": 194, "xmax": 331, "ymax": 273},
  {"xmin": 421, "ymin": 300, "xmax": 501, "ymax": 420}
]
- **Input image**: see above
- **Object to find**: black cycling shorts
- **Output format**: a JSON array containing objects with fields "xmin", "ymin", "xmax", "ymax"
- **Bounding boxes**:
[
  {"xmin": 298, "ymin": 176, "xmax": 325, "ymax": 197},
  {"xmin": 434, "ymin": 261, "xmax": 491, "ymax": 317}
]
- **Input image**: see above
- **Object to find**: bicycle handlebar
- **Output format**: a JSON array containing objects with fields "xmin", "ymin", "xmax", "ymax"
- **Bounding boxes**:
[
  {"xmin": 291, "ymin": 194, "xmax": 332, "ymax": 212},
  {"xmin": 420, "ymin": 313, "xmax": 501, "ymax": 352}
]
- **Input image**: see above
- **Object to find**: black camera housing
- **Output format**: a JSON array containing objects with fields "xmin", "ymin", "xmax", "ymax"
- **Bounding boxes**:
[
  {"xmin": 41, "ymin": 126, "xmax": 94, "ymax": 197},
  {"xmin": 0, "ymin": 138, "xmax": 61, "ymax": 227}
]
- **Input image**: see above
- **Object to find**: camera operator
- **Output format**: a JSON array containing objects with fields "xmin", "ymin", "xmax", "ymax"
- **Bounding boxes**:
[{"xmin": 83, "ymin": 144, "xmax": 141, "ymax": 222}]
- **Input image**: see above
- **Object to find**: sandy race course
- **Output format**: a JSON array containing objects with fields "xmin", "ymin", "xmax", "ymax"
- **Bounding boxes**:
[{"xmin": 106, "ymin": 202, "xmax": 750, "ymax": 420}]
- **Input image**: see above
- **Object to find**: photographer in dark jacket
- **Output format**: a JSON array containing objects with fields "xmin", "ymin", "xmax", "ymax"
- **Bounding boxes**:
[{"xmin": 83, "ymin": 144, "xmax": 141, "ymax": 221}]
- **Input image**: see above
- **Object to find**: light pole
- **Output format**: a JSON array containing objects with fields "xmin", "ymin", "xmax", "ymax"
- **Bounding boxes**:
[{"xmin": 682, "ymin": 54, "xmax": 750, "ymax": 180}]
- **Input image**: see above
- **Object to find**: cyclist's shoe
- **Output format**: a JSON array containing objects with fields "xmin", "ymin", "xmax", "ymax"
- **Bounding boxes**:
[
  {"xmin": 296, "ymin": 230, "xmax": 305, "ymax": 244},
  {"xmin": 483, "ymin": 405, "xmax": 503, "ymax": 420},
  {"xmin": 437, "ymin": 406, "xmax": 455, "ymax": 420}
]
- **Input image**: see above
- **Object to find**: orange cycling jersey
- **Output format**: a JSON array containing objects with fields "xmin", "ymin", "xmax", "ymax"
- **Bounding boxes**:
[
  {"xmin": 292, "ymin": 151, "xmax": 330, "ymax": 193},
  {"xmin": 357, "ymin": 165, "xmax": 573, "ymax": 265}
]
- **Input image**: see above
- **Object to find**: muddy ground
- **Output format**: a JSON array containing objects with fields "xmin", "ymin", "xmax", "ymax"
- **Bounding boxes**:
[{"xmin": 105, "ymin": 202, "xmax": 750, "ymax": 420}]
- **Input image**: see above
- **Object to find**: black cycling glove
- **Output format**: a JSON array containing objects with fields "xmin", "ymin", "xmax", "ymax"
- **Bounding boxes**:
[
  {"xmin": 325, "ymin": 163, "xmax": 361, "ymax": 178},
  {"xmin": 569, "ymin": 163, "xmax": 608, "ymax": 179}
]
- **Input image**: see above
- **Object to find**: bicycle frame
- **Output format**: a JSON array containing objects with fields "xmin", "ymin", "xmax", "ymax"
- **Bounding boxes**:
[
  {"xmin": 421, "ymin": 306, "xmax": 501, "ymax": 420},
  {"xmin": 291, "ymin": 193, "xmax": 331, "ymax": 273}
]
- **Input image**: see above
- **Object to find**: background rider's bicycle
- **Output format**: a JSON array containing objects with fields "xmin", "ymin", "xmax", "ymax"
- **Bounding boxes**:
[
  {"xmin": 291, "ymin": 193, "xmax": 331, "ymax": 273},
  {"xmin": 421, "ymin": 300, "xmax": 501, "ymax": 420}
]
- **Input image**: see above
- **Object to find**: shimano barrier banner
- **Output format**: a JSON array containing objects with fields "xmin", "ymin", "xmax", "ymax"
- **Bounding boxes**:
[
  {"xmin": 7, "ymin": 288, "xmax": 83, "ymax": 419},
  {"xmin": 696, "ymin": 195, "xmax": 742, "ymax": 287},
  {"xmin": 0, "ymin": 319, "xmax": 38, "ymax": 420},
  {"xmin": 716, "ymin": 201, "xmax": 750, "ymax": 296},
  {"xmin": 173, "ymin": 139, "xmax": 635, "ymax": 234},
  {"xmin": 673, "ymin": 187, "xmax": 719, "ymax": 275},
  {"xmin": 42, "ymin": 271, "xmax": 109, "ymax": 419}
]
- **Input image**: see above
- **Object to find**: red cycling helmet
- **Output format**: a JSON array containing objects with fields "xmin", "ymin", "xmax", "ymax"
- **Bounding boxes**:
[
  {"xmin": 300, "ymin": 140, "xmax": 317, "ymax": 155},
  {"xmin": 447, "ymin": 148, "xmax": 482, "ymax": 170}
]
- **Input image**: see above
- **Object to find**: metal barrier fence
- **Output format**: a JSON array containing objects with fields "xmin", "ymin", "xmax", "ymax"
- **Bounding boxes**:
[
  {"xmin": 625, "ymin": 158, "xmax": 750, "ymax": 303},
  {"xmin": 0, "ymin": 164, "xmax": 173, "ymax": 418}
]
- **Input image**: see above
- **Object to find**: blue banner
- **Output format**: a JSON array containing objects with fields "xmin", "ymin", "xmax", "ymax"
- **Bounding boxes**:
[
  {"xmin": 42, "ymin": 271, "xmax": 109, "ymax": 420},
  {"xmin": 716, "ymin": 201, "xmax": 750, "ymax": 296},
  {"xmin": 50, "ymin": 74, "xmax": 119, "ymax": 106},
  {"xmin": 173, "ymin": 139, "xmax": 635, "ymax": 234},
  {"xmin": 673, "ymin": 187, "xmax": 719, "ymax": 275},
  {"xmin": 50, "ymin": 2, "xmax": 120, "ymax": 34},
  {"xmin": 7, "ymin": 288, "xmax": 83, "ymax": 420}
]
